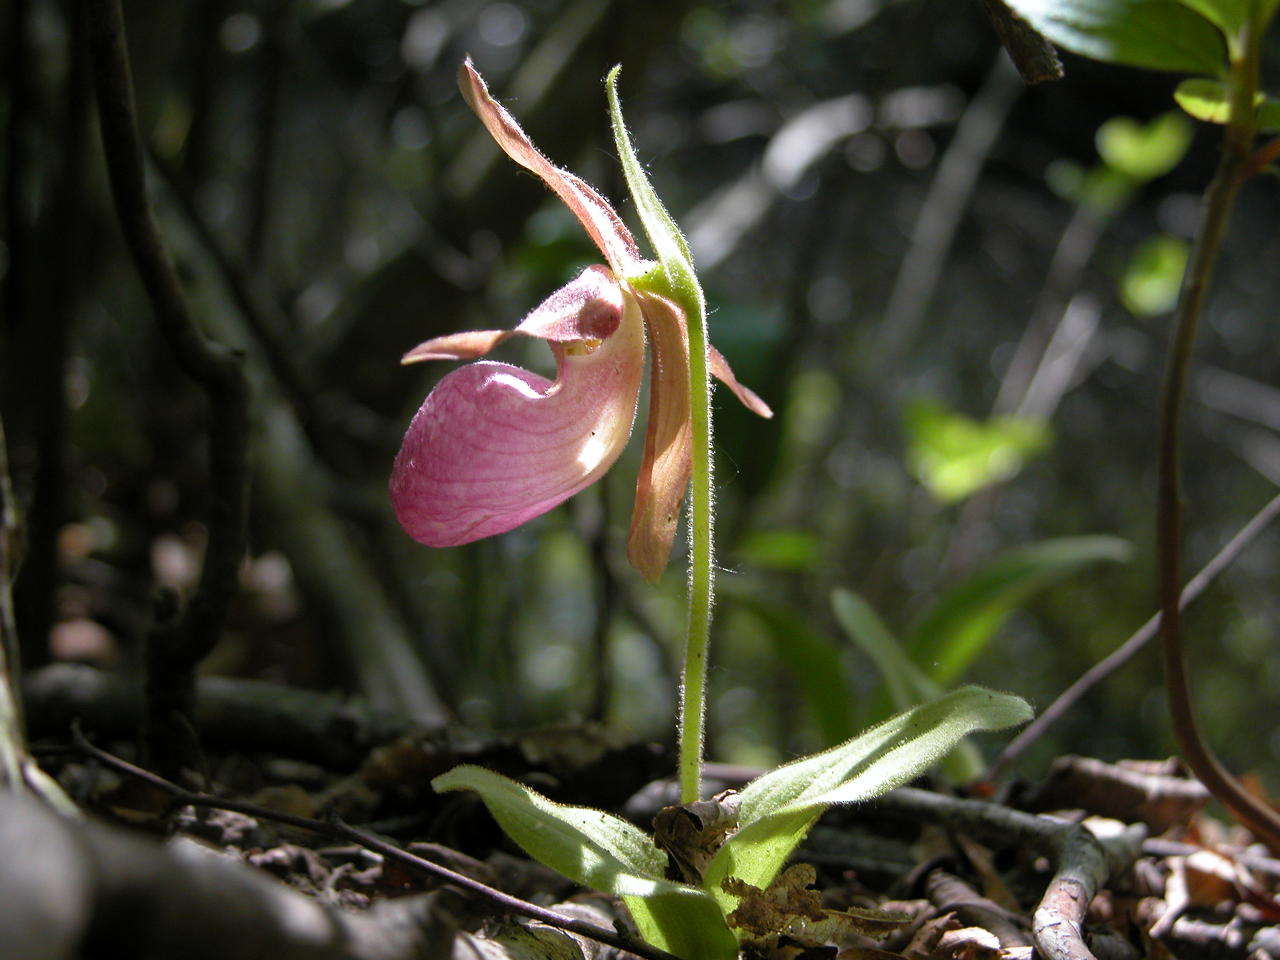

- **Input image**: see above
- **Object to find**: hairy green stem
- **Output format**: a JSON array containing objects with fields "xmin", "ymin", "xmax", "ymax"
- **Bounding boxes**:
[
  {"xmin": 1157, "ymin": 22, "xmax": 1280, "ymax": 850},
  {"xmin": 680, "ymin": 290, "xmax": 715, "ymax": 805},
  {"xmin": 605, "ymin": 67, "xmax": 716, "ymax": 805}
]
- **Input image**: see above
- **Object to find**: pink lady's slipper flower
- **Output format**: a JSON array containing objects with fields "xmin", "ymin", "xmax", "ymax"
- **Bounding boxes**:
[{"xmin": 391, "ymin": 61, "xmax": 771, "ymax": 581}]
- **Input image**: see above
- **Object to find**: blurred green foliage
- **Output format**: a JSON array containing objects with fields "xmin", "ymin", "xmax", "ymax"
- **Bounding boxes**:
[{"xmin": 4, "ymin": 0, "xmax": 1280, "ymax": 788}]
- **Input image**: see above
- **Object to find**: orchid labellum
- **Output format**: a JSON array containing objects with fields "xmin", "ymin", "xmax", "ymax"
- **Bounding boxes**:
[{"xmin": 391, "ymin": 61, "xmax": 771, "ymax": 581}]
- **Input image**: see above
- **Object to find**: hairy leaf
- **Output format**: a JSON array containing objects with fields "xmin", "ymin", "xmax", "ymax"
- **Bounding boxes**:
[
  {"xmin": 433, "ymin": 765, "xmax": 671, "ymax": 894},
  {"xmin": 702, "ymin": 687, "xmax": 1031, "ymax": 910}
]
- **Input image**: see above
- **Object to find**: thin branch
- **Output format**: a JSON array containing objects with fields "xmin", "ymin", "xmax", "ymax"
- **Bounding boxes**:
[
  {"xmin": 987, "ymin": 489, "xmax": 1280, "ymax": 781},
  {"xmin": 1155, "ymin": 30, "xmax": 1280, "ymax": 850},
  {"xmin": 71, "ymin": 726, "xmax": 682, "ymax": 960},
  {"xmin": 87, "ymin": 0, "xmax": 250, "ymax": 771}
]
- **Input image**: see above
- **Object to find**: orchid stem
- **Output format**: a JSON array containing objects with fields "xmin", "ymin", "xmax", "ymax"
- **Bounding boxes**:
[
  {"xmin": 680, "ymin": 298, "xmax": 714, "ymax": 805},
  {"xmin": 604, "ymin": 66, "xmax": 718, "ymax": 805}
]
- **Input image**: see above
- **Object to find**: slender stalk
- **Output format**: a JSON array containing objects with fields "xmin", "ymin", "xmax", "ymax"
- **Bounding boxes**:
[
  {"xmin": 1157, "ymin": 21, "xmax": 1280, "ymax": 850},
  {"xmin": 605, "ymin": 68, "xmax": 716, "ymax": 805},
  {"xmin": 680, "ymin": 285, "xmax": 715, "ymax": 805}
]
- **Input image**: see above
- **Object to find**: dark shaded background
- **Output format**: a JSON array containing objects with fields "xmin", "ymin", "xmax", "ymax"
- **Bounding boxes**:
[{"xmin": 4, "ymin": 0, "xmax": 1279, "ymax": 786}]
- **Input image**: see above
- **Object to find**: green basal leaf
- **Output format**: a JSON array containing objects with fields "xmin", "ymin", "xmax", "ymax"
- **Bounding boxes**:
[
  {"xmin": 432, "ymin": 765, "xmax": 672, "ymax": 895},
  {"xmin": 831, "ymin": 589, "xmax": 937, "ymax": 714},
  {"xmin": 704, "ymin": 805, "xmax": 823, "ymax": 915},
  {"xmin": 435, "ymin": 765, "xmax": 737, "ymax": 956},
  {"xmin": 606, "ymin": 66, "xmax": 704, "ymax": 321},
  {"xmin": 1174, "ymin": 0, "xmax": 1247, "ymax": 39},
  {"xmin": 703, "ymin": 687, "xmax": 1031, "ymax": 908},
  {"xmin": 1175, "ymin": 77, "xmax": 1233, "ymax": 121},
  {"xmin": 1096, "ymin": 112, "xmax": 1194, "ymax": 181},
  {"xmin": 1001, "ymin": 0, "xmax": 1227, "ymax": 74},
  {"xmin": 1121, "ymin": 233, "xmax": 1190, "ymax": 315},
  {"xmin": 908, "ymin": 536, "xmax": 1131, "ymax": 686},
  {"xmin": 624, "ymin": 891, "xmax": 740, "ymax": 960}
]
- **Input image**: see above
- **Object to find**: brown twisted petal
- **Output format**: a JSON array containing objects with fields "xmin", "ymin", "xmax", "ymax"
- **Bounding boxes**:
[
  {"xmin": 627, "ymin": 289, "xmax": 694, "ymax": 583},
  {"xmin": 458, "ymin": 59, "xmax": 642, "ymax": 276}
]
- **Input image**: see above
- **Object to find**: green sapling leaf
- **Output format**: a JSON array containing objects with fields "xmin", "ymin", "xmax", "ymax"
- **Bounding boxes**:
[
  {"xmin": 1000, "ymin": 0, "xmax": 1227, "ymax": 74},
  {"xmin": 1175, "ymin": 79, "xmax": 1280, "ymax": 131},
  {"xmin": 1258, "ymin": 97, "xmax": 1280, "ymax": 133},
  {"xmin": 904, "ymin": 397, "xmax": 1051, "ymax": 503},
  {"xmin": 1175, "ymin": 77, "xmax": 1235, "ymax": 122},
  {"xmin": 1174, "ymin": 0, "xmax": 1248, "ymax": 40},
  {"xmin": 1121, "ymin": 234, "xmax": 1190, "ymax": 315},
  {"xmin": 702, "ymin": 686, "xmax": 1031, "ymax": 910},
  {"xmin": 1096, "ymin": 112, "xmax": 1194, "ymax": 181}
]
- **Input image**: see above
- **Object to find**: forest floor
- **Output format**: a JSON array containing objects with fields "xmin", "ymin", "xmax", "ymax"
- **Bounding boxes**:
[{"xmin": 12, "ymin": 665, "xmax": 1280, "ymax": 960}]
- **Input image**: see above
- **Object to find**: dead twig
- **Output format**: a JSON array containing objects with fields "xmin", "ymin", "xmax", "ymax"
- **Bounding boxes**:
[{"xmin": 871, "ymin": 786, "xmax": 1146, "ymax": 960}]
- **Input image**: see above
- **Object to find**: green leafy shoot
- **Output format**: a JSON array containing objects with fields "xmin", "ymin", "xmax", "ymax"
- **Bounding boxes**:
[
  {"xmin": 730, "ymin": 590, "xmax": 855, "ymax": 744},
  {"xmin": 433, "ymin": 685, "xmax": 1030, "ymax": 957},
  {"xmin": 832, "ymin": 589, "xmax": 987, "ymax": 781},
  {"xmin": 833, "ymin": 589, "xmax": 938, "ymax": 714},
  {"xmin": 906, "ymin": 535, "xmax": 1132, "ymax": 685},
  {"xmin": 1047, "ymin": 112, "xmax": 1193, "ymax": 218}
]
